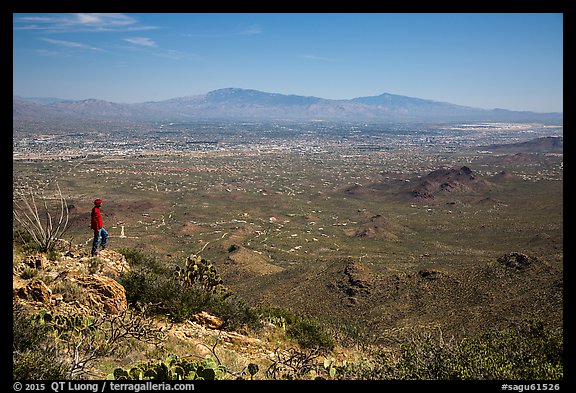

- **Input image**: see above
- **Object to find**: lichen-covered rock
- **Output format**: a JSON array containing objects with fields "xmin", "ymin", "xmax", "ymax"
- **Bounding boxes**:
[
  {"xmin": 54, "ymin": 271, "xmax": 127, "ymax": 315},
  {"xmin": 87, "ymin": 248, "xmax": 130, "ymax": 279},
  {"xmin": 190, "ymin": 311, "xmax": 224, "ymax": 329},
  {"xmin": 15, "ymin": 279, "xmax": 52, "ymax": 304}
]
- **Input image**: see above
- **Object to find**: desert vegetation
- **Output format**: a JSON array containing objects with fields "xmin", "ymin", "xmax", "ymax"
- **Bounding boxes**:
[
  {"xmin": 13, "ymin": 238, "xmax": 562, "ymax": 380},
  {"xmin": 13, "ymin": 119, "xmax": 563, "ymax": 382}
]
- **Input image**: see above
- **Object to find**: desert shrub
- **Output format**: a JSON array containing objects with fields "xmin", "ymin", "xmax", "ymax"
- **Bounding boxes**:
[
  {"xmin": 13, "ymin": 347, "xmax": 68, "ymax": 381},
  {"xmin": 13, "ymin": 228, "xmax": 42, "ymax": 254},
  {"xmin": 257, "ymin": 306, "xmax": 335, "ymax": 351},
  {"xmin": 19, "ymin": 267, "xmax": 37, "ymax": 279},
  {"xmin": 336, "ymin": 319, "xmax": 562, "ymax": 380},
  {"xmin": 452, "ymin": 319, "xmax": 563, "ymax": 379},
  {"xmin": 333, "ymin": 349, "xmax": 396, "ymax": 380},
  {"xmin": 119, "ymin": 265, "xmax": 197, "ymax": 321},
  {"xmin": 118, "ymin": 248, "xmax": 165, "ymax": 272},
  {"xmin": 286, "ymin": 316, "xmax": 336, "ymax": 351},
  {"xmin": 266, "ymin": 347, "xmax": 327, "ymax": 380},
  {"xmin": 118, "ymin": 266, "xmax": 162, "ymax": 306},
  {"xmin": 52, "ymin": 279, "xmax": 89, "ymax": 304},
  {"xmin": 118, "ymin": 248, "xmax": 185, "ymax": 315},
  {"xmin": 118, "ymin": 249, "xmax": 261, "ymax": 328},
  {"xmin": 12, "ymin": 304, "xmax": 67, "ymax": 380},
  {"xmin": 392, "ymin": 331, "xmax": 459, "ymax": 379}
]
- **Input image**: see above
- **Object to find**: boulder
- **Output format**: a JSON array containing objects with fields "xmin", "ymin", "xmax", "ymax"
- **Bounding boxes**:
[
  {"xmin": 15, "ymin": 279, "xmax": 52, "ymax": 304},
  {"xmin": 191, "ymin": 311, "xmax": 224, "ymax": 329},
  {"xmin": 55, "ymin": 271, "xmax": 127, "ymax": 315}
]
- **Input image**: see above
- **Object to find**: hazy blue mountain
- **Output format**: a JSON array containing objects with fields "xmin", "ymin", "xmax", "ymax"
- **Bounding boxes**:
[
  {"xmin": 13, "ymin": 95, "xmax": 67, "ymax": 105},
  {"xmin": 205, "ymin": 88, "xmax": 323, "ymax": 106},
  {"xmin": 13, "ymin": 88, "xmax": 563, "ymax": 123},
  {"xmin": 351, "ymin": 92, "xmax": 477, "ymax": 115}
]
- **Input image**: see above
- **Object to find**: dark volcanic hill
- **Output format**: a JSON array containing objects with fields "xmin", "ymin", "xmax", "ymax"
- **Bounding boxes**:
[
  {"xmin": 13, "ymin": 88, "xmax": 563, "ymax": 123},
  {"xmin": 340, "ymin": 165, "xmax": 499, "ymax": 204},
  {"xmin": 338, "ymin": 165, "xmax": 502, "ymax": 204},
  {"xmin": 410, "ymin": 166, "xmax": 495, "ymax": 200}
]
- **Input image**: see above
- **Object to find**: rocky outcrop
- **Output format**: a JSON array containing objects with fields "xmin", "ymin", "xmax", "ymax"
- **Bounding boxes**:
[
  {"xmin": 337, "ymin": 261, "xmax": 371, "ymax": 306},
  {"xmin": 53, "ymin": 271, "xmax": 127, "ymax": 314},
  {"xmin": 13, "ymin": 241, "xmax": 129, "ymax": 315},
  {"xmin": 15, "ymin": 279, "xmax": 52, "ymax": 304},
  {"xmin": 190, "ymin": 311, "xmax": 224, "ymax": 329},
  {"xmin": 87, "ymin": 248, "xmax": 130, "ymax": 279},
  {"xmin": 497, "ymin": 252, "xmax": 537, "ymax": 270}
]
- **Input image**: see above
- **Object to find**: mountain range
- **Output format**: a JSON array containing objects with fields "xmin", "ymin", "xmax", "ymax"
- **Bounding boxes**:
[{"xmin": 13, "ymin": 88, "xmax": 563, "ymax": 123}]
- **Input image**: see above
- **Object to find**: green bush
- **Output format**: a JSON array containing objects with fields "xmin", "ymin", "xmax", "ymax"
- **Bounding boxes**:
[
  {"xmin": 337, "ymin": 319, "xmax": 562, "ymax": 380},
  {"xmin": 287, "ymin": 316, "xmax": 335, "ymax": 351},
  {"xmin": 119, "ymin": 266, "xmax": 199, "ymax": 321},
  {"xmin": 257, "ymin": 306, "xmax": 335, "ymax": 351},
  {"xmin": 118, "ymin": 248, "xmax": 165, "ymax": 271},
  {"xmin": 20, "ymin": 267, "xmax": 37, "ymax": 279},
  {"xmin": 13, "ymin": 228, "xmax": 42, "ymax": 254},
  {"xmin": 12, "ymin": 304, "xmax": 67, "ymax": 380},
  {"xmin": 452, "ymin": 320, "xmax": 563, "ymax": 379},
  {"xmin": 117, "ymin": 249, "xmax": 261, "ymax": 328}
]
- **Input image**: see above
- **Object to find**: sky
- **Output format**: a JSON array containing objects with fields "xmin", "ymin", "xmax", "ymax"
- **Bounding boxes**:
[{"xmin": 12, "ymin": 13, "xmax": 563, "ymax": 113}]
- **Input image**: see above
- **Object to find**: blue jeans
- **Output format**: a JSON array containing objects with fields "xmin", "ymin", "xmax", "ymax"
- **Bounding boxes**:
[{"xmin": 92, "ymin": 228, "xmax": 108, "ymax": 254}]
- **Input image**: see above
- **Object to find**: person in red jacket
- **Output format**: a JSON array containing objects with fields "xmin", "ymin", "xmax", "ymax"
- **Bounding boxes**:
[{"xmin": 91, "ymin": 199, "xmax": 108, "ymax": 256}]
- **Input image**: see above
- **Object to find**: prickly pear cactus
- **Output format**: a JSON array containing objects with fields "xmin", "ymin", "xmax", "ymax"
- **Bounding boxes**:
[
  {"xmin": 107, "ymin": 354, "xmax": 226, "ymax": 380},
  {"xmin": 175, "ymin": 254, "xmax": 225, "ymax": 294}
]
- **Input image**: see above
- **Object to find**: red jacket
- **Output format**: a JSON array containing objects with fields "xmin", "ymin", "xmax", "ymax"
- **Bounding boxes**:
[{"xmin": 91, "ymin": 206, "xmax": 103, "ymax": 231}]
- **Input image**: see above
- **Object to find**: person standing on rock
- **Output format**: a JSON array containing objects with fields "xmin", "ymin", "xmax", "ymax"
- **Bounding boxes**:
[{"xmin": 91, "ymin": 199, "xmax": 108, "ymax": 256}]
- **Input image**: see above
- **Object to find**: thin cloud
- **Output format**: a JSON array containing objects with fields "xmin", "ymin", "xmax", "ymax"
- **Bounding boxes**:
[
  {"xmin": 76, "ymin": 13, "xmax": 133, "ymax": 27},
  {"xmin": 34, "ymin": 49, "xmax": 63, "ymax": 57},
  {"xmin": 184, "ymin": 24, "xmax": 263, "ymax": 38},
  {"xmin": 124, "ymin": 37, "xmax": 157, "ymax": 47},
  {"xmin": 239, "ymin": 25, "xmax": 263, "ymax": 35},
  {"xmin": 117, "ymin": 39, "xmax": 193, "ymax": 61},
  {"xmin": 15, "ymin": 13, "xmax": 158, "ymax": 32},
  {"xmin": 40, "ymin": 37, "xmax": 102, "ymax": 51}
]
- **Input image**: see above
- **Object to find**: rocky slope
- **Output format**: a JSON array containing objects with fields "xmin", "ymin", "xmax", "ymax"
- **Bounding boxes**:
[
  {"xmin": 228, "ymin": 252, "xmax": 563, "ymax": 345},
  {"xmin": 12, "ymin": 241, "xmax": 355, "ymax": 379}
]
